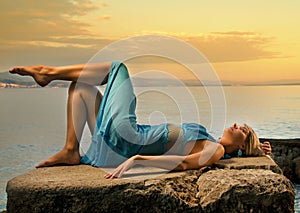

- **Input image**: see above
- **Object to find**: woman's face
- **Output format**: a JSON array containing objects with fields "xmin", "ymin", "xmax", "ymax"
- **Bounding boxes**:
[{"xmin": 221, "ymin": 123, "xmax": 249, "ymax": 149}]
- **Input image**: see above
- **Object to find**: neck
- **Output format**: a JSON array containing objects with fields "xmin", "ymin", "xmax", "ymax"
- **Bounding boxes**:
[
  {"xmin": 224, "ymin": 145, "xmax": 237, "ymax": 154},
  {"xmin": 218, "ymin": 138, "xmax": 238, "ymax": 154}
]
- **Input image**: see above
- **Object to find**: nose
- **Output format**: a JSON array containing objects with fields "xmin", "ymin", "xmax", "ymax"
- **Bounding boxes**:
[{"xmin": 232, "ymin": 123, "xmax": 238, "ymax": 128}]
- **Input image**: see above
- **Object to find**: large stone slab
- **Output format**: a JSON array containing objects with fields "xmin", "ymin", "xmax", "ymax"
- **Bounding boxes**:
[
  {"xmin": 213, "ymin": 155, "xmax": 282, "ymax": 174},
  {"xmin": 6, "ymin": 156, "xmax": 295, "ymax": 212}
]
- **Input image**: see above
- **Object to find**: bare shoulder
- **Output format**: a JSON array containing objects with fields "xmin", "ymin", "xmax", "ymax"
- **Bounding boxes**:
[
  {"xmin": 215, "ymin": 142, "xmax": 225, "ymax": 157},
  {"xmin": 201, "ymin": 141, "xmax": 225, "ymax": 165},
  {"xmin": 205, "ymin": 140, "xmax": 224, "ymax": 153}
]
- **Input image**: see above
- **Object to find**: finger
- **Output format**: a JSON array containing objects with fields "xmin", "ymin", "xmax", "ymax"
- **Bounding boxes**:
[
  {"xmin": 104, "ymin": 173, "xmax": 110, "ymax": 178},
  {"xmin": 261, "ymin": 144, "xmax": 270, "ymax": 148},
  {"xmin": 105, "ymin": 172, "xmax": 115, "ymax": 179},
  {"xmin": 105, "ymin": 171, "xmax": 117, "ymax": 179},
  {"xmin": 262, "ymin": 147, "xmax": 271, "ymax": 152},
  {"xmin": 109, "ymin": 174, "xmax": 117, "ymax": 179},
  {"xmin": 110, "ymin": 169, "xmax": 121, "ymax": 179},
  {"xmin": 104, "ymin": 173, "xmax": 112, "ymax": 179},
  {"xmin": 108, "ymin": 173, "xmax": 116, "ymax": 179},
  {"xmin": 263, "ymin": 142, "xmax": 270, "ymax": 147}
]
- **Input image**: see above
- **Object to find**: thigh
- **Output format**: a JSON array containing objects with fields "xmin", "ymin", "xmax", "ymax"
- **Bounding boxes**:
[
  {"xmin": 106, "ymin": 63, "xmax": 137, "ymax": 126},
  {"xmin": 74, "ymin": 83, "xmax": 102, "ymax": 134},
  {"xmin": 95, "ymin": 62, "xmax": 138, "ymax": 141}
]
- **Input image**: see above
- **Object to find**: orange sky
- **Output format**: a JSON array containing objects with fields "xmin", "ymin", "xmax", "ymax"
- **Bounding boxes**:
[{"xmin": 0, "ymin": 0, "xmax": 299, "ymax": 83}]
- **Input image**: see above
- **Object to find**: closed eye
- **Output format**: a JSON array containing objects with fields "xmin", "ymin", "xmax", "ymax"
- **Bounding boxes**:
[{"xmin": 240, "ymin": 126, "xmax": 248, "ymax": 134}]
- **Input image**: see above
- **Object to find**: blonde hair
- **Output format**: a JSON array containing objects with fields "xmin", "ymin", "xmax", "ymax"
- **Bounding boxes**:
[{"xmin": 244, "ymin": 124, "xmax": 264, "ymax": 156}]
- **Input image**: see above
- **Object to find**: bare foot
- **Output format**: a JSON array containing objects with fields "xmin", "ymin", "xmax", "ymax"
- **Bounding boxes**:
[
  {"xmin": 36, "ymin": 148, "xmax": 81, "ymax": 168},
  {"xmin": 9, "ymin": 65, "xmax": 53, "ymax": 87}
]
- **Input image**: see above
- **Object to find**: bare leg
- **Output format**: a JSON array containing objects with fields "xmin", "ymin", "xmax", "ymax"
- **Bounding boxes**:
[
  {"xmin": 36, "ymin": 82, "xmax": 101, "ymax": 168},
  {"xmin": 9, "ymin": 62, "xmax": 112, "ymax": 87}
]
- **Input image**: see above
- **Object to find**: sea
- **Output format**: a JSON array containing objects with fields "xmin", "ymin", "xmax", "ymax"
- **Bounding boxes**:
[{"xmin": 0, "ymin": 85, "xmax": 299, "ymax": 212}]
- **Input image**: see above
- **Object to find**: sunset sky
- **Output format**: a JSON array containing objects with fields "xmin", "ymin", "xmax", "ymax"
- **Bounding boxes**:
[{"xmin": 0, "ymin": 0, "xmax": 299, "ymax": 83}]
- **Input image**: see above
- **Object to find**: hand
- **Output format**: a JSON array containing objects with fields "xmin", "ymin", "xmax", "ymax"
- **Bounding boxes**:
[
  {"xmin": 261, "ymin": 141, "xmax": 272, "ymax": 155},
  {"xmin": 104, "ymin": 156, "xmax": 136, "ymax": 179}
]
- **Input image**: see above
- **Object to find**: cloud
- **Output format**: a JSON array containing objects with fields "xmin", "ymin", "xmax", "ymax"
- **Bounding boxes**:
[
  {"xmin": 0, "ymin": 0, "xmax": 98, "ymax": 41},
  {"xmin": 188, "ymin": 31, "xmax": 281, "ymax": 62},
  {"xmin": 210, "ymin": 31, "xmax": 258, "ymax": 36},
  {"xmin": 98, "ymin": 15, "xmax": 112, "ymax": 21},
  {"xmin": 0, "ymin": 37, "xmax": 115, "ymax": 71},
  {"xmin": 100, "ymin": 2, "xmax": 109, "ymax": 8},
  {"xmin": 167, "ymin": 32, "xmax": 282, "ymax": 63},
  {"xmin": 0, "ymin": 43, "xmax": 98, "ymax": 72},
  {"xmin": 133, "ymin": 31, "xmax": 283, "ymax": 63},
  {"xmin": 0, "ymin": 0, "xmax": 115, "ymax": 71},
  {"xmin": 0, "ymin": 1, "xmax": 284, "ymax": 72},
  {"xmin": 0, "ymin": 31, "xmax": 284, "ymax": 72}
]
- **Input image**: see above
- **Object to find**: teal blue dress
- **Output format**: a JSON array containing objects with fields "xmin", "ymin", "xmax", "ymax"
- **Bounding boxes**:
[{"xmin": 80, "ymin": 62, "xmax": 216, "ymax": 167}]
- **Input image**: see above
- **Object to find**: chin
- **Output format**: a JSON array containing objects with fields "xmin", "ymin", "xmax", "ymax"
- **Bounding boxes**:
[{"xmin": 222, "ymin": 128, "xmax": 231, "ymax": 138}]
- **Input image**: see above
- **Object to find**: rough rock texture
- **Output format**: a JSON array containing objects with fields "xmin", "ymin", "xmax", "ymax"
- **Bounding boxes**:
[
  {"xmin": 261, "ymin": 138, "xmax": 300, "ymax": 182},
  {"xmin": 6, "ymin": 156, "xmax": 295, "ymax": 213},
  {"xmin": 213, "ymin": 155, "xmax": 282, "ymax": 174},
  {"xmin": 294, "ymin": 157, "xmax": 300, "ymax": 181},
  {"xmin": 197, "ymin": 169, "xmax": 294, "ymax": 213}
]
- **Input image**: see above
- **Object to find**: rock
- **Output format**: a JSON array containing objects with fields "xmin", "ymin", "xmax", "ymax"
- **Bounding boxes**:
[
  {"xmin": 213, "ymin": 155, "xmax": 282, "ymax": 174},
  {"xmin": 6, "ymin": 156, "xmax": 295, "ymax": 212},
  {"xmin": 196, "ymin": 169, "xmax": 295, "ymax": 213},
  {"xmin": 261, "ymin": 138, "xmax": 300, "ymax": 182},
  {"xmin": 293, "ymin": 157, "xmax": 300, "ymax": 180}
]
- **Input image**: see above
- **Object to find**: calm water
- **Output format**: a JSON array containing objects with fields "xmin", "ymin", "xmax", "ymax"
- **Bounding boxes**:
[{"xmin": 0, "ymin": 86, "xmax": 299, "ymax": 211}]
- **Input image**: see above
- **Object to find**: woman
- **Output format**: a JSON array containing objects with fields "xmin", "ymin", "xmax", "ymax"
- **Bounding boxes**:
[{"xmin": 9, "ymin": 62, "xmax": 271, "ymax": 179}]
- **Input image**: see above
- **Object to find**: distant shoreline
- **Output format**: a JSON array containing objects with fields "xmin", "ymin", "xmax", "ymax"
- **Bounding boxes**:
[
  {"xmin": 1, "ymin": 82, "xmax": 300, "ymax": 89},
  {"xmin": 1, "ymin": 71, "xmax": 300, "ymax": 88}
]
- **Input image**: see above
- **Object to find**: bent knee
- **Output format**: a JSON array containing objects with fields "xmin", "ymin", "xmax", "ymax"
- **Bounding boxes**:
[
  {"xmin": 69, "ymin": 82, "xmax": 99, "ymax": 96},
  {"xmin": 68, "ymin": 82, "xmax": 77, "ymax": 95}
]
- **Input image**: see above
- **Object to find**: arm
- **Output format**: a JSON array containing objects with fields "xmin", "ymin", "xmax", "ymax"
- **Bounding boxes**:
[{"xmin": 104, "ymin": 142, "xmax": 224, "ymax": 179}]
